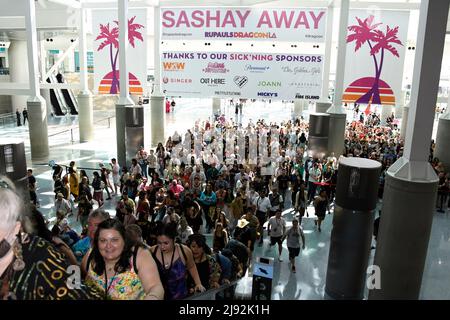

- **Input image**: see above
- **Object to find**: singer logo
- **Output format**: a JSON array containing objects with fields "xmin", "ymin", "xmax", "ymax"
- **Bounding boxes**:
[{"xmin": 163, "ymin": 62, "xmax": 186, "ymax": 71}]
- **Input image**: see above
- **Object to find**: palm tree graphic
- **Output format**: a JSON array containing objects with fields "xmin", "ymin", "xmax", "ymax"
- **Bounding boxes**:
[
  {"xmin": 347, "ymin": 15, "xmax": 403, "ymax": 105},
  {"xmin": 95, "ymin": 16, "xmax": 144, "ymax": 94}
]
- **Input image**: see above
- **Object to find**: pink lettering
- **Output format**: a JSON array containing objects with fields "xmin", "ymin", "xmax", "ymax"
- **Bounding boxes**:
[
  {"xmin": 310, "ymin": 11, "xmax": 325, "ymax": 29},
  {"xmin": 191, "ymin": 10, "xmax": 204, "ymax": 27},
  {"xmin": 176, "ymin": 11, "xmax": 191, "ymax": 27},
  {"xmin": 294, "ymin": 11, "xmax": 310, "ymax": 29},
  {"xmin": 236, "ymin": 10, "xmax": 251, "ymax": 27},
  {"xmin": 221, "ymin": 10, "xmax": 237, "ymax": 28},
  {"xmin": 206, "ymin": 10, "xmax": 221, "ymax": 27},
  {"xmin": 161, "ymin": 10, "xmax": 175, "ymax": 28},
  {"xmin": 257, "ymin": 10, "xmax": 273, "ymax": 28},
  {"xmin": 273, "ymin": 10, "xmax": 295, "ymax": 28}
]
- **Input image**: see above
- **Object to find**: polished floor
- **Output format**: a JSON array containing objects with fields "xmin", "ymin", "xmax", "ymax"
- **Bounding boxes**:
[{"xmin": 2, "ymin": 99, "xmax": 449, "ymax": 300}]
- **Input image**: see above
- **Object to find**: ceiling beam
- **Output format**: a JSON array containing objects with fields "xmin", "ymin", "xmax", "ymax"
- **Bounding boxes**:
[{"xmin": 350, "ymin": 1, "xmax": 420, "ymax": 10}]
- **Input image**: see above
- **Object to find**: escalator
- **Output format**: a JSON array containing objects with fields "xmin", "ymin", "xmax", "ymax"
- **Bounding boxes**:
[
  {"xmin": 56, "ymin": 73, "xmax": 78, "ymax": 115},
  {"xmin": 46, "ymin": 77, "xmax": 66, "ymax": 116}
]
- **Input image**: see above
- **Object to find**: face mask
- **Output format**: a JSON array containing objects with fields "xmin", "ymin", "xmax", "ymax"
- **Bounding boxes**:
[{"xmin": 0, "ymin": 229, "xmax": 15, "ymax": 259}]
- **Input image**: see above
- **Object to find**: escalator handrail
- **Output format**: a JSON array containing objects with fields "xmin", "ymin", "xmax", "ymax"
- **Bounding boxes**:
[{"xmin": 184, "ymin": 278, "xmax": 242, "ymax": 300}]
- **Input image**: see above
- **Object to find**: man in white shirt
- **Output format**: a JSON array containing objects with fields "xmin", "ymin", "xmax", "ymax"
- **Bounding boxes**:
[
  {"xmin": 147, "ymin": 149, "xmax": 157, "ymax": 177},
  {"xmin": 307, "ymin": 163, "xmax": 321, "ymax": 203},
  {"xmin": 110, "ymin": 158, "xmax": 120, "ymax": 195},
  {"xmin": 54, "ymin": 193, "xmax": 72, "ymax": 216},
  {"xmin": 253, "ymin": 190, "xmax": 272, "ymax": 245},
  {"xmin": 190, "ymin": 165, "xmax": 206, "ymax": 186},
  {"xmin": 267, "ymin": 209, "xmax": 287, "ymax": 261}
]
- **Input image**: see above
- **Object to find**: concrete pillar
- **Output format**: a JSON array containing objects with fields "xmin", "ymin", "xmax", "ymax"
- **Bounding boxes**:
[
  {"xmin": 325, "ymin": 157, "xmax": 381, "ymax": 299},
  {"xmin": 150, "ymin": 96, "xmax": 165, "ymax": 147},
  {"xmin": 400, "ymin": 104, "xmax": 409, "ymax": 140},
  {"xmin": 369, "ymin": 0, "xmax": 448, "ymax": 300},
  {"xmin": 115, "ymin": 0, "xmax": 135, "ymax": 165},
  {"xmin": 434, "ymin": 111, "xmax": 450, "ymax": 170},
  {"xmin": 293, "ymin": 99, "xmax": 304, "ymax": 116},
  {"xmin": 380, "ymin": 105, "xmax": 393, "ymax": 125},
  {"xmin": 316, "ymin": 102, "xmax": 331, "ymax": 113},
  {"xmin": 77, "ymin": 93, "xmax": 94, "ymax": 142},
  {"xmin": 40, "ymin": 89, "xmax": 52, "ymax": 116},
  {"xmin": 115, "ymin": 104, "xmax": 127, "ymax": 167},
  {"xmin": 77, "ymin": 7, "xmax": 94, "ymax": 143},
  {"xmin": 308, "ymin": 113, "xmax": 329, "ymax": 157},
  {"xmin": 8, "ymin": 40, "xmax": 29, "ymax": 112},
  {"xmin": 150, "ymin": 5, "xmax": 165, "ymax": 148},
  {"xmin": 395, "ymin": 90, "xmax": 407, "ymax": 118},
  {"xmin": 321, "ymin": 3, "xmax": 334, "ymax": 101},
  {"xmin": 25, "ymin": 0, "xmax": 49, "ymax": 160},
  {"xmin": 212, "ymin": 97, "xmax": 221, "ymax": 117},
  {"xmin": 27, "ymin": 96, "xmax": 49, "ymax": 159},
  {"xmin": 332, "ymin": 0, "xmax": 349, "ymax": 108}
]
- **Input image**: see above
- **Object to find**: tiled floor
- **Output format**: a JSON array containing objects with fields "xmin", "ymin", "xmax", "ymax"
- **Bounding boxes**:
[{"xmin": 2, "ymin": 98, "xmax": 449, "ymax": 300}]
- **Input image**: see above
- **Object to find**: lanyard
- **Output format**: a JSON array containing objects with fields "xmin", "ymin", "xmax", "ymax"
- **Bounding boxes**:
[{"xmin": 104, "ymin": 268, "xmax": 118, "ymax": 300}]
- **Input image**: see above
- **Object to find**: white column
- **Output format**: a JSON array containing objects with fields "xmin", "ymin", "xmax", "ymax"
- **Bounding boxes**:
[
  {"xmin": 153, "ymin": 5, "xmax": 161, "ymax": 96},
  {"xmin": 25, "ymin": 0, "xmax": 49, "ymax": 159},
  {"xmin": 150, "ymin": 5, "xmax": 165, "ymax": 147},
  {"xmin": 151, "ymin": 96, "xmax": 165, "ymax": 147},
  {"xmin": 78, "ymin": 7, "xmax": 94, "ymax": 142},
  {"xmin": 326, "ymin": 1, "xmax": 348, "ymax": 157},
  {"xmin": 293, "ymin": 99, "xmax": 304, "ymax": 116},
  {"xmin": 400, "ymin": 104, "xmax": 409, "ymax": 140},
  {"xmin": 115, "ymin": 0, "xmax": 134, "ymax": 166},
  {"xmin": 330, "ymin": 0, "xmax": 349, "ymax": 112},
  {"xmin": 369, "ymin": 0, "xmax": 449, "ymax": 300},
  {"xmin": 395, "ymin": 90, "xmax": 406, "ymax": 118},
  {"xmin": 380, "ymin": 105, "xmax": 393, "ymax": 125},
  {"xmin": 8, "ymin": 41, "xmax": 29, "ymax": 113},
  {"xmin": 321, "ymin": 4, "xmax": 334, "ymax": 101},
  {"xmin": 434, "ymin": 90, "xmax": 450, "ymax": 170},
  {"xmin": 118, "ymin": 0, "xmax": 133, "ymax": 105},
  {"xmin": 212, "ymin": 97, "xmax": 221, "ymax": 117},
  {"xmin": 316, "ymin": 102, "xmax": 331, "ymax": 113}
]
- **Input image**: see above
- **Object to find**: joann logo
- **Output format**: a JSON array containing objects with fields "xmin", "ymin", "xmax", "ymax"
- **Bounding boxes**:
[
  {"xmin": 163, "ymin": 62, "xmax": 186, "ymax": 71},
  {"xmin": 257, "ymin": 92, "xmax": 278, "ymax": 97},
  {"xmin": 200, "ymin": 78, "xmax": 226, "ymax": 86},
  {"xmin": 203, "ymin": 62, "xmax": 229, "ymax": 73},
  {"xmin": 257, "ymin": 81, "xmax": 281, "ymax": 87},
  {"xmin": 234, "ymin": 76, "xmax": 248, "ymax": 88}
]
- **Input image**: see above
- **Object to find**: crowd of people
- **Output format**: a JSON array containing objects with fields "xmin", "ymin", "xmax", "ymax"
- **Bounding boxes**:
[{"xmin": 1, "ymin": 102, "xmax": 448, "ymax": 300}]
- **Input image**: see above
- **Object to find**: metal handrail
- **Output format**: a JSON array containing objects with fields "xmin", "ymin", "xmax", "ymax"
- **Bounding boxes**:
[
  {"xmin": 47, "ymin": 115, "xmax": 115, "ymax": 142},
  {"xmin": 185, "ymin": 278, "xmax": 242, "ymax": 300}
]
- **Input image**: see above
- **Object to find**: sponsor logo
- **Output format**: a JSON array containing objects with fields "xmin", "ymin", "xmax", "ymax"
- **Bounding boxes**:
[
  {"xmin": 234, "ymin": 76, "xmax": 248, "ymax": 88},
  {"xmin": 245, "ymin": 65, "xmax": 270, "ymax": 73},
  {"xmin": 163, "ymin": 62, "xmax": 186, "ymax": 71},
  {"xmin": 162, "ymin": 77, "xmax": 193, "ymax": 84},
  {"xmin": 257, "ymin": 92, "xmax": 278, "ymax": 97},
  {"xmin": 257, "ymin": 81, "xmax": 281, "ymax": 87},
  {"xmin": 205, "ymin": 32, "xmax": 277, "ymax": 39},
  {"xmin": 295, "ymin": 93, "xmax": 320, "ymax": 99},
  {"xmin": 202, "ymin": 62, "xmax": 229, "ymax": 73},
  {"xmin": 200, "ymin": 78, "xmax": 226, "ymax": 86},
  {"xmin": 214, "ymin": 90, "xmax": 241, "ymax": 96}
]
